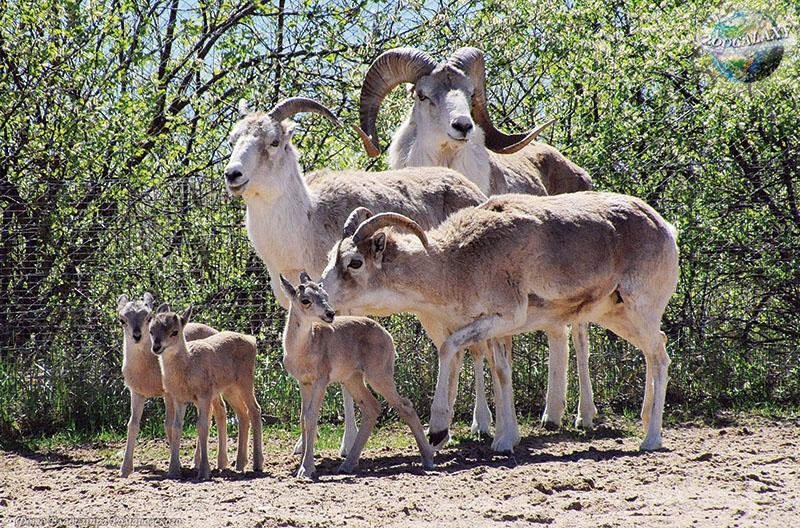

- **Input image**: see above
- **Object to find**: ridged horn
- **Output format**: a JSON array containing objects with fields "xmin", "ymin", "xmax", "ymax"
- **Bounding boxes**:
[
  {"xmin": 448, "ymin": 47, "xmax": 555, "ymax": 154},
  {"xmin": 342, "ymin": 207, "xmax": 374, "ymax": 238},
  {"xmin": 269, "ymin": 97, "xmax": 342, "ymax": 128},
  {"xmin": 352, "ymin": 212, "xmax": 429, "ymax": 249},
  {"xmin": 357, "ymin": 48, "xmax": 438, "ymax": 157}
]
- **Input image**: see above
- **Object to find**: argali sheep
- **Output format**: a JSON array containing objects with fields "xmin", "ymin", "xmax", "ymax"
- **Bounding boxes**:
[
  {"xmin": 320, "ymin": 193, "xmax": 679, "ymax": 452},
  {"xmin": 223, "ymin": 97, "xmax": 496, "ymax": 453},
  {"xmin": 117, "ymin": 293, "xmax": 228, "ymax": 477},
  {"xmin": 356, "ymin": 46, "xmax": 597, "ymax": 433},
  {"xmin": 149, "ymin": 304, "xmax": 263, "ymax": 479},
  {"xmin": 279, "ymin": 272, "xmax": 434, "ymax": 478}
]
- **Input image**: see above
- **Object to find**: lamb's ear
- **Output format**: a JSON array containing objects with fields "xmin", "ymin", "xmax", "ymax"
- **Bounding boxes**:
[
  {"xmin": 299, "ymin": 271, "xmax": 311, "ymax": 284},
  {"xmin": 117, "ymin": 295, "xmax": 129, "ymax": 312},
  {"xmin": 180, "ymin": 305, "xmax": 193, "ymax": 326},
  {"xmin": 373, "ymin": 232, "xmax": 387, "ymax": 269},
  {"xmin": 238, "ymin": 98, "xmax": 251, "ymax": 117},
  {"xmin": 142, "ymin": 292, "xmax": 154, "ymax": 309},
  {"xmin": 279, "ymin": 274, "xmax": 296, "ymax": 298},
  {"xmin": 343, "ymin": 207, "xmax": 374, "ymax": 238},
  {"xmin": 157, "ymin": 303, "xmax": 170, "ymax": 314}
]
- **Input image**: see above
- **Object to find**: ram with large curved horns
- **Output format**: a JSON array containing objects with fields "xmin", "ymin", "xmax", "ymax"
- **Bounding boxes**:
[{"xmin": 355, "ymin": 47, "xmax": 597, "ymax": 437}]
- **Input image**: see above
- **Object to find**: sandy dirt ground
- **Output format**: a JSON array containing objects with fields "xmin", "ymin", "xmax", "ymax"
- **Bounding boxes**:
[{"xmin": 1, "ymin": 415, "xmax": 798, "ymax": 528}]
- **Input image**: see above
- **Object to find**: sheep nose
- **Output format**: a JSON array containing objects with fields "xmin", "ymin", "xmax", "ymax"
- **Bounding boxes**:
[
  {"xmin": 132, "ymin": 331, "xmax": 142, "ymax": 341},
  {"xmin": 225, "ymin": 169, "xmax": 242, "ymax": 182},
  {"xmin": 451, "ymin": 117, "xmax": 473, "ymax": 135},
  {"xmin": 325, "ymin": 310, "xmax": 335, "ymax": 319},
  {"xmin": 151, "ymin": 342, "xmax": 161, "ymax": 354}
]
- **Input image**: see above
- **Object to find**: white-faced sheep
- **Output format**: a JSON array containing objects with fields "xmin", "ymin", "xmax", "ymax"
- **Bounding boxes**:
[
  {"xmin": 321, "ymin": 193, "xmax": 679, "ymax": 452},
  {"xmin": 224, "ymin": 97, "xmax": 497, "ymax": 452},
  {"xmin": 355, "ymin": 47, "xmax": 597, "ymax": 433},
  {"xmin": 117, "ymin": 293, "xmax": 228, "ymax": 477},
  {"xmin": 148, "ymin": 304, "xmax": 263, "ymax": 479}
]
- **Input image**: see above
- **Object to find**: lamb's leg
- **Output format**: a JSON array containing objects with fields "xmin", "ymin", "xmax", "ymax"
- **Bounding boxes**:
[
  {"xmin": 640, "ymin": 331, "xmax": 669, "ymax": 451},
  {"xmin": 211, "ymin": 395, "xmax": 229, "ymax": 470},
  {"xmin": 195, "ymin": 397, "xmax": 212, "ymax": 480},
  {"xmin": 339, "ymin": 375, "xmax": 380, "ymax": 474},
  {"xmin": 227, "ymin": 395, "xmax": 250, "ymax": 472},
  {"xmin": 339, "ymin": 388, "xmax": 357, "ymax": 458},
  {"xmin": 428, "ymin": 314, "xmax": 521, "ymax": 447},
  {"xmin": 120, "ymin": 391, "xmax": 146, "ymax": 477},
  {"xmin": 469, "ymin": 344, "xmax": 492, "ymax": 438},
  {"xmin": 297, "ymin": 381, "xmax": 326, "ymax": 478},
  {"xmin": 541, "ymin": 326, "xmax": 569, "ymax": 428},
  {"xmin": 167, "ymin": 400, "xmax": 187, "ymax": 478},
  {"xmin": 369, "ymin": 376, "xmax": 434, "ymax": 469},
  {"xmin": 244, "ymin": 389, "xmax": 263, "ymax": 472},
  {"xmin": 573, "ymin": 322, "xmax": 597, "ymax": 429}
]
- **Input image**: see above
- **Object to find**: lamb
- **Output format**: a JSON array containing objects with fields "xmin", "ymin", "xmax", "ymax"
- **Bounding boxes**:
[
  {"xmin": 148, "ymin": 304, "xmax": 263, "ymax": 479},
  {"xmin": 117, "ymin": 293, "xmax": 228, "ymax": 477},
  {"xmin": 224, "ymin": 97, "xmax": 496, "ymax": 452},
  {"xmin": 279, "ymin": 272, "xmax": 434, "ymax": 478},
  {"xmin": 320, "ymin": 193, "xmax": 679, "ymax": 452},
  {"xmin": 356, "ymin": 47, "xmax": 597, "ymax": 433}
]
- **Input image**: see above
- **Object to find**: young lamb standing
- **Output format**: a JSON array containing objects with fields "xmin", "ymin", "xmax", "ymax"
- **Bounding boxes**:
[
  {"xmin": 117, "ymin": 293, "xmax": 228, "ymax": 477},
  {"xmin": 279, "ymin": 273, "xmax": 434, "ymax": 478},
  {"xmin": 149, "ymin": 304, "xmax": 263, "ymax": 479}
]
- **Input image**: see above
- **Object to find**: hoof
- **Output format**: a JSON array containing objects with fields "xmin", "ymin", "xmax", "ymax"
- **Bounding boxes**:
[
  {"xmin": 491, "ymin": 436, "xmax": 516, "ymax": 453},
  {"xmin": 338, "ymin": 446, "xmax": 349, "ymax": 458},
  {"xmin": 120, "ymin": 465, "xmax": 132, "ymax": 478},
  {"xmin": 541, "ymin": 421, "xmax": 560, "ymax": 431},
  {"xmin": 422, "ymin": 457, "xmax": 435, "ymax": 470},
  {"xmin": 428, "ymin": 429, "xmax": 450, "ymax": 450},
  {"xmin": 575, "ymin": 416, "xmax": 594, "ymax": 430},
  {"xmin": 296, "ymin": 466, "xmax": 315, "ymax": 479},
  {"xmin": 639, "ymin": 438, "xmax": 663, "ymax": 451},
  {"xmin": 292, "ymin": 438, "xmax": 303, "ymax": 456},
  {"xmin": 196, "ymin": 469, "xmax": 211, "ymax": 481},
  {"xmin": 337, "ymin": 462, "xmax": 358, "ymax": 474}
]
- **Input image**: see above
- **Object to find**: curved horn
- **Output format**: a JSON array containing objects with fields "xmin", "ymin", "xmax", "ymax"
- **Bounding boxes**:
[
  {"xmin": 342, "ymin": 207, "xmax": 374, "ymax": 238},
  {"xmin": 357, "ymin": 48, "xmax": 438, "ymax": 157},
  {"xmin": 269, "ymin": 97, "xmax": 342, "ymax": 128},
  {"xmin": 448, "ymin": 47, "xmax": 554, "ymax": 154},
  {"xmin": 352, "ymin": 212, "xmax": 429, "ymax": 249}
]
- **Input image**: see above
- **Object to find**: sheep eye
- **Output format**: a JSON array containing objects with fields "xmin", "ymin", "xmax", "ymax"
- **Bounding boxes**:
[
  {"xmin": 300, "ymin": 298, "xmax": 311, "ymax": 306},
  {"xmin": 270, "ymin": 139, "xmax": 280, "ymax": 147},
  {"xmin": 348, "ymin": 259, "xmax": 362, "ymax": 270},
  {"xmin": 171, "ymin": 330, "xmax": 178, "ymax": 337},
  {"xmin": 417, "ymin": 93, "xmax": 428, "ymax": 102},
  {"xmin": 119, "ymin": 318, "xmax": 126, "ymax": 326}
]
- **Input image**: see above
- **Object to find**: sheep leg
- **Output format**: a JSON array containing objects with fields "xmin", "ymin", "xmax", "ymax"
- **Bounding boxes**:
[
  {"xmin": 339, "ymin": 387, "xmax": 357, "ymax": 458},
  {"xmin": 429, "ymin": 314, "xmax": 519, "ymax": 447},
  {"xmin": 243, "ymin": 388, "xmax": 263, "ymax": 472},
  {"xmin": 640, "ymin": 331, "xmax": 669, "ymax": 451},
  {"xmin": 212, "ymin": 395, "xmax": 229, "ymax": 470},
  {"xmin": 368, "ymin": 375, "xmax": 434, "ymax": 469},
  {"xmin": 541, "ymin": 326, "xmax": 569, "ymax": 428},
  {"xmin": 491, "ymin": 338, "xmax": 519, "ymax": 452},
  {"xmin": 469, "ymin": 343, "xmax": 493, "ymax": 437},
  {"xmin": 167, "ymin": 400, "xmax": 187, "ymax": 478},
  {"xmin": 195, "ymin": 397, "xmax": 212, "ymax": 480},
  {"xmin": 446, "ymin": 348, "xmax": 466, "ymax": 424},
  {"xmin": 297, "ymin": 381, "xmax": 326, "ymax": 478},
  {"xmin": 339, "ymin": 374, "xmax": 380, "ymax": 474},
  {"xmin": 120, "ymin": 391, "xmax": 145, "ymax": 478},
  {"xmin": 227, "ymin": 394, "xmax": 250, "ymax": 472},
  {"xmin": 573, "ymin": 322, "xmax": 597, "ymax": 429}
]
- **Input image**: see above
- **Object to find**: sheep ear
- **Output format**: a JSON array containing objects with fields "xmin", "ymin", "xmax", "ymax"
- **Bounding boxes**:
[
  {"xmin": 157, "ymin": 303, "xmax": 170, "ymax": 314},
  {"xmin": 279, "ymin": 274, "xmax": 296, "ymax": 298},
  {"xmin": 142, "ymin": 292, "xmax": 154, "ymax": 309},
  {"xmin": 117, "ymin": 295, "xmax": 129, "ymax": 312},
  {"xmin": 238, "ymin": 98, "xmax": 251, "ymax": 117},
  {"xmin": 180, "ymin": 305, "xmax": 193, "ymax": 325},
  {"xmin": 373, "ymin": 232, "xmax": 386, "ymax": 269},
  {"xmin": 299, "ymin": 271, "xmax": 311, "ymax": 284}
]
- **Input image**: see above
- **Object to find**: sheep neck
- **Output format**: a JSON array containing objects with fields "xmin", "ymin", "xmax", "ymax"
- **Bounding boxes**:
[
  {"xmin": 243, "ymin": 147, "xmax": 316, "ymax": 274},
  {"xmin": 388, "ymin": 116, "xmax": 492, "ymax": 195},
  {"xmin": 282, "ymin": 306, "xmax": 314, "ymax": 363}
]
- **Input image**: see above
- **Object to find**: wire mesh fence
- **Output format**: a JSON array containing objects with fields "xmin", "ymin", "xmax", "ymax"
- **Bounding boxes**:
[{"xmin": 1, "ymin": 0, "xmax": 799, "ymax": 442}]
